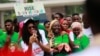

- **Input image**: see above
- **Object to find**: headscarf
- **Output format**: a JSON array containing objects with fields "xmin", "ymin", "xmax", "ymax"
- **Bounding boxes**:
[
  {"xmin": 71, "ymin": 22, "xmax": 83, "ymax": 38},
  {"xmin": 71, "ymin": 22, "xmax": 83, "ymax": 29}
]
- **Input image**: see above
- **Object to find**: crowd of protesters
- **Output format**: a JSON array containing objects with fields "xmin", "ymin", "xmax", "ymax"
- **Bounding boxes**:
[{"xmin": 0, "ymin": 12, "xmax": 91, "ymax": 56}]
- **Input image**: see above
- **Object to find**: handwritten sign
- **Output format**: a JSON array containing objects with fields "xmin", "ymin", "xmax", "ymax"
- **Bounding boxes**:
[{"xmin": 14, "ymin": 3, "xmax": 47, "ymax": 22}]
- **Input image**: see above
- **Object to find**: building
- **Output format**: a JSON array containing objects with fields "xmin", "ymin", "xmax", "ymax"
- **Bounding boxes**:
[{"xmin": 0, "ymin": 0, "xmax": 85, "ymax": 28}]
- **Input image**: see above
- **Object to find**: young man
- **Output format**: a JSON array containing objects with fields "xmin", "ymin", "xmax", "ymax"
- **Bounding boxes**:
[
  {"xmin": 72, "ymin": 13, "xmax": 81, "ymax": 22},
  {"xmin": 82, "ymin": 14, "xmax": 93, "ymax": 39},
  {"xmin": 0, "ymin": 19, "xmax": 19, "ymax": 48}
]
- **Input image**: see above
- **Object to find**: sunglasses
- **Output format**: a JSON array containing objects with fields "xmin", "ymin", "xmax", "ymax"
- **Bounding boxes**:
[
  {"xmin": 28, "ymin": 26, "xmax": 35, "ymax": 29},
  {"xmin": 54, "ymin": 17, "xmax": 60, "ymax": 18}
]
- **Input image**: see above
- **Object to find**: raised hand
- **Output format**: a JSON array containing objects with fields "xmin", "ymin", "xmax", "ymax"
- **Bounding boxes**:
[{"xmin": 29, "ymin": 33, "xmax": 37, "ymax": 44}]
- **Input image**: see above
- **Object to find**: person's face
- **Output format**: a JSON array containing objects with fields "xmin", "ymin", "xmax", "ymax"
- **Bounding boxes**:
[
  {"xmin": 72, "ymin": 27, "xmax": 81, "ymax": 36},
  {"xmin": 54, "ymin": 14, "xmax": 60, "ymax": 20},
  {"xmin": 28, "ymin": 23, "xmax": 36, "ymax": 35},
  {"xmin": 72, "ymin": 15, "xmax": 81, "ymax": 22},
  {"xmin": 82, "ymin": 14, "xmax": 89, "ymax": 28},
  {"xmin": 52, "ymin": 21, "xmax": 61, "ymax": 34},
  {"xmin": 45, "ymin": 22, "xmax": 50, "ymax": 32},
  {"xmin": 5, "ymin": 22, "xmax": 13, "ymax": 32},
  {"xmin": 66, "ymin": 17, "xmax": 72, "ymax": 25},
  {"xmin": 61, "ymin": 20, "xmax": 69, "ymax": 30}
]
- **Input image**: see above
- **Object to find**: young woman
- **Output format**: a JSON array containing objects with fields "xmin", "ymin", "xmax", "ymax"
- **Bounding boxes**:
[
  {"xmin": 60, "ymin": 19, "xmax": 74, "ymax": 41},
  {"xmin": 71, "ymin": 22, "xmax": 90, "ymax": 53},
  {"xmin": 43, "ymin": 21, "xmax": 51, "ymax": 56},
  {"xmin": 20, "ymin": 19, "xmax": 50, "ymax": 56},
  {"xmin": 65, "ymin": 16, "xmax": 72, "ymax": 28},
  {"xmin": 44, "ymin": 21, "xmax": 50, "ymax": 41},
  {"xmin": 48, "ymin": 19, "xmax": 71, "ymax": 56},
  {"xmin": 60, "ymin": 19, "xmax": 71, "ymax": 34}
]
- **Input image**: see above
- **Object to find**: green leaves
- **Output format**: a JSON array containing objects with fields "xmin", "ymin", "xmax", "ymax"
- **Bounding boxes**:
[
  {"xmin": 27, "ymin": 0, "xmax": 33, "ymax": 3},
  {"xmin": 65, "ymin": 5, "xmax": 84, "ymax": 15}
]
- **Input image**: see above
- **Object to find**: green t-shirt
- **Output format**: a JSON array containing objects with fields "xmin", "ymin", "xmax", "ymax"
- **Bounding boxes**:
[
  {"xmin": 0, "ymin": 29, "xmax": 3, "ymax": 35},
  {"xmin": 38, "ymin": 23, "xmax": 45, "ymax": 30},
  {"xmin": 73, "ymin": 34, "xmax": 90, "ymax": 52},
  {"xmin": 0, "ymin": 32, "xmax": 19, "ymax": 48},
  {"xmin": 0, "ymin": 29, "xmax": 6, "ymax": 47},
  {"xmin": 53, "ymin": 34, "xmax": 69, "ymax": 56}
]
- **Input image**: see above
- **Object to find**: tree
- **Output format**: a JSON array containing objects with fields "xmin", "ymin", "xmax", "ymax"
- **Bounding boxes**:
[
  {"xmin": 27, "ymin": 0, "xmax": 33, "ymax": 3},
  {"xmin": 65, "ymin": 5, "xmax": 84, "ymax": 15}
]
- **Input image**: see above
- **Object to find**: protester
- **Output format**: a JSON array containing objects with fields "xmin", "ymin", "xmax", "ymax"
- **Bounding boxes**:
[
  {"xmin": 71, "ymin": 22, "xmax": 90, "ymax": 53},
  {"xmin": 5, "ymin": 19, "xmax": 19, "ymax": 43},
  {"xmin": 60, "ymin": 19, "xmax": 74, "ymax": 42},
  {"xmin": 20, "ymin": 19, "xmax": 50, "ymax": 56},
  {"xmin": 44, "ymin": 21, "xmax": 50, "ymax": 41},
  {"xmin": 48, "ymin": 19, "xmax": 71, "ymax": 56},
  {"xmin": 0, "ymin": 19, "xmax": 19, "ymax": 48},
  {"xmin": 60, "ymin": 19, "xmax": 71, "ymax": 34},
  {"xmin": 52, "ymin": 13, "xmax": 64, "ymax": 21},
  {"xmin": 72, "ymin": 13, "xmax": 81, "ymax": 22},
  {"xmin": 0, "ymin": 31, "xmax": 34, "ymax": 56},
  {"xmin": 44, "ymin": 21, "xmax": 51, "ymax": 56},
  {"xmin": 0, "ymin": 19, "xmax": 32, "ymax": 56},
  {"xmin": 65, "ymin": 16, "xmax": 72, "ymax": 28},
  {"xmin": 82, "ymin": 14, "xmax": 93, "ymax": 39}
]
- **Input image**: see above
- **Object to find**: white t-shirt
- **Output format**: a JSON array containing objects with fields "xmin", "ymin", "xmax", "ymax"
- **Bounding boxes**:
[
  {"xmin": 83, "ymin": 27, "xmax": 93, "ymax": 39},
  {"xmin": 21, "ymin": 30, "xmax": 48, "ymax": 56},
  {"xmin": 69, "ymin": 31, "xmax": 74, "ymax": 41}
]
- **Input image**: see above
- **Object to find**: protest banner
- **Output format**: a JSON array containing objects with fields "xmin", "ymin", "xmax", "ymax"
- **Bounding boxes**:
[{"xmin": 14, "ymin": 3, "xmax": 47, "ymax": 22}]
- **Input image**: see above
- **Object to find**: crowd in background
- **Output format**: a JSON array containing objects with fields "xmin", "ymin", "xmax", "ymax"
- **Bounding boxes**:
[{"xmin": 0, "ymin": 12, "xmax": 91, "ymax": 56}]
